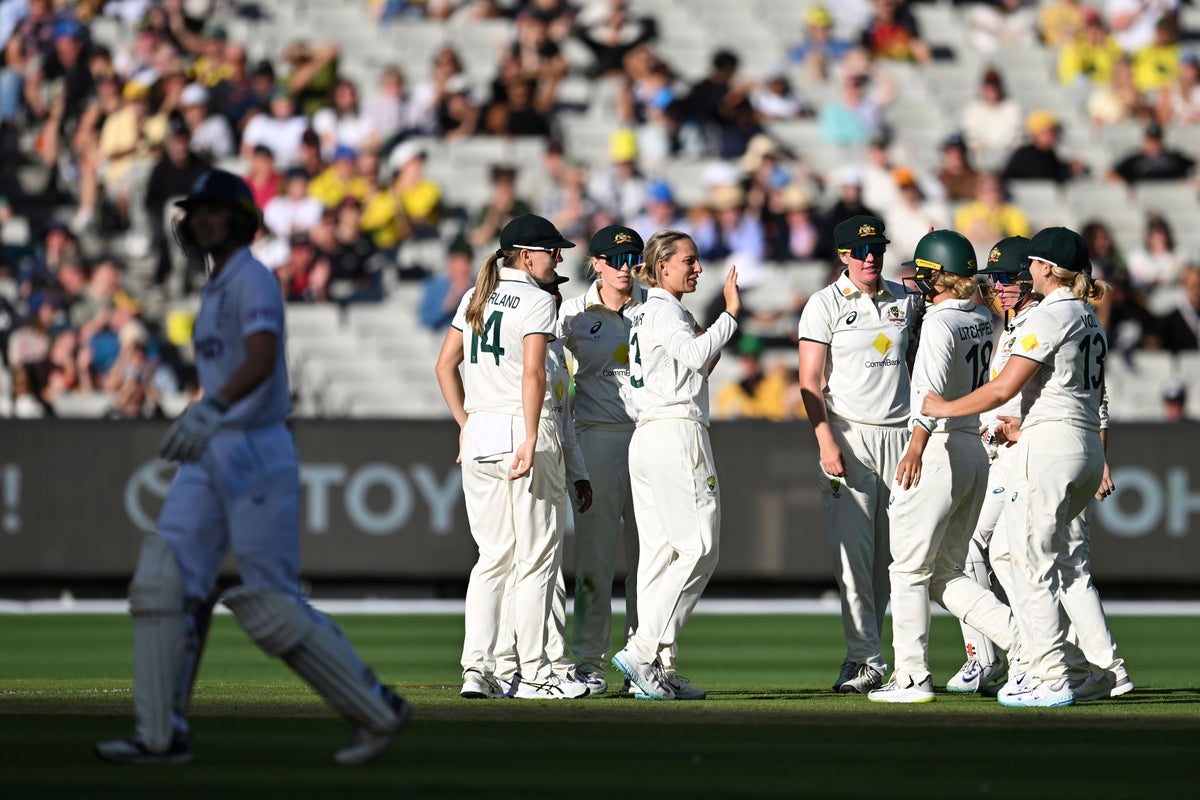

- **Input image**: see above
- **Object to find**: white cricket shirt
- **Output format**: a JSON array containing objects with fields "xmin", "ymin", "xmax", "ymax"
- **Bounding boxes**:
[
  {"xmin": 557, "ymin": 280, "xmax": 648, "ymax": 430},
  {"xmin": 626, "ymin": 288, "xmax": 738, "ymax": 426},
  {"xmin": 193, "ymin": 247, "xmax": 290, "ymax": 428},
  {"xmin": 451, "ymin": 267, "xmax": 558, "ymax": 416},
  {"xmin": 547, "ymin": 335, "xmax": 589, "ymax": 484},
  {"xmin": 909, "ymin": 299, "xmax": 994, "ymax": 435},
  {"xmin": 797, "ymin": 271, "xmax": 915, "ymax": 426},
  {"xmin": 981, "ymin": 300, "xmax": 1039, "ymax": 433},
  {"xmin": 1011, "ymin": 287, "xmax": 1107, "ymax": 432}
]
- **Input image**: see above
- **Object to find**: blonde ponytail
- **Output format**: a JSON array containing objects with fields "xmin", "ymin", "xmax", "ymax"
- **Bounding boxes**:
[
  {"xmin": 1050, "ymin": 265, "xmax": 1108, "ymax": 304},
  {"xmin": 639, "ymin": 229, "xmax": 692, "ymax": 288},
  {"xmin": 465, "ymin": 250, "xmax": 511, "ymax": 335},
  {"xmin": 941, "ymin": 272, "xmax": 979, "ymax": 300}
]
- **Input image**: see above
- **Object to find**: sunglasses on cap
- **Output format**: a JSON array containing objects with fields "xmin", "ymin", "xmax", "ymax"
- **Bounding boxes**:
[
  {"xmin": 598, "ymin": 252, "xmax": 643, "ymax": 269},
  {"xmin": 848, "ymin": 243, "xmax": 886, "ymax": 260},
  {"xmin": 524, "ymin": 246, "xmax": 562, "ymax": 260}
]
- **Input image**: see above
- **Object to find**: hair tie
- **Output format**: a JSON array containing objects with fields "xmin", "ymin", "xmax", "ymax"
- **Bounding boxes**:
[{"xmin": 495, "ymin": 248, "xmax": 505, "ymax": 259}]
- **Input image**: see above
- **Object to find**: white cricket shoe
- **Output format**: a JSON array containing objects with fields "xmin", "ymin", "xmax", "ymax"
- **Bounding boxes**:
[
  {"xmin": 868, "ymin": 674, "xmax": 935, "ymax": 704},
  {"xmin": 832, "ymin": 659, "xmax": 858, "ymax": 691},
  {"xmin": 94, "ymin": 731, "xmax": 192, "ymax": 765},
  {"xmin": 511, "ymin": 674, "xmax": 590, "ymax": 700},
  {"xmin": 460, "ymin": 668, "xmax": 505, "ymax": 699},
  {"xmin": 947, "ymin": 659, "xmax": 1007, "ymax": 694},
  {"xmin": 635, "ymin": 674, "xmax": 706, "ymax": 700},
  {"xmin": 1074, "ymin": 670, "xmax": 1135, "ymax": 702},
  {"xmin": 611, "ymin": 649, "xmax": 675, "ymax": 701},
  {"xmin": 334, "ymin": 687, "xmax": 411, "ymax": 766},
  {"xmin": 576, "ymin": 668, "xmax": 609, "ymax": 696},
  {"xmin": 994, "ymin": 670, "xmax": 1029, "ymax": 701},
  {"xmin": 997, "ymin": 678, "xmax": 1074, "ymax": 708},
  {"xmin": 838, "ymin": 663, "xmax": 884, "ymax": 694}
]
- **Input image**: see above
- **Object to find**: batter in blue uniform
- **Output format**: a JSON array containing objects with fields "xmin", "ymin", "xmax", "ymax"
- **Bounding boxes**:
[{"xmin": 95, "ymin": 170, "xmax": 408, "ymax": 766}]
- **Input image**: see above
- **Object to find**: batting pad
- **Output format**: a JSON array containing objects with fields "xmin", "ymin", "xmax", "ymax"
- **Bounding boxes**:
[
  {"xmin": 222, "ymin": 587, "xmax": 397, "ymax": 733},
  {"xmin": 129, "ymin": 535, "xmax": 186, "ymax": 753}
]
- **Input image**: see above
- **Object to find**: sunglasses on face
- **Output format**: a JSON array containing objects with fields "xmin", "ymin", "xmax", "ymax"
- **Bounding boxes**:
[
  {"xmin": 600, "ymin": 252, "xmax": 643, "ymax": 269},
  {"xmin": 989, "ymin": 272, "xmax": 1025, "ymax": 287},
  {"xmin": 849, "ymin": 243, "xmax": 886, "ymax": 260}
]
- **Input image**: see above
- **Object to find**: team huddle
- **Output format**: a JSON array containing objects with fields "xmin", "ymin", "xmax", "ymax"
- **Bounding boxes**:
[
  {"xmin": 439, "ymin": 210, "xmax": 1130, "ymax": 709},
  {"xmin": 92, "ymin": 170, "xmax": 1127, "ymax": 770}
]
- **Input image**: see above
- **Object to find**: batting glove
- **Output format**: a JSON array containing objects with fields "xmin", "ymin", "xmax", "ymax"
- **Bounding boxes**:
[{"xmin": 158, "ymin": 395, "xmax": 230, "ymax": 462}]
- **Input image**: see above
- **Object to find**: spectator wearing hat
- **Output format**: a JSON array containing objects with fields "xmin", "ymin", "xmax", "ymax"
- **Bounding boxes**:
[
  {"xmin": 767, "ymin": 182, "xmax": 819, "ymax": 261},
  {"xmin": 1154, "ymin": 51, "xmax": 1200, "ymax": 125},
  {"xmin": 954, "ymin": 172, "xmax": 1030, "ymax": 249},
  {"xmin": 145, "ymin": 112, "xmax": 210, "ymax": 286},
  {"xmin": 936, "ymin": 132, "xmax": 981, "ymax": 202},
  {"xmin": 886, "ymin": 167, "xmax": 950, "ymax": 266},
  {"xmin": 240, "ymin": 86, "xmax": 308, "ymax": 168},
  {"xmin": 788, "ymin": 4, "xmax": 855, "ymax": 84},
  {"xmin": 419, "ymin": 237, "xmax": 475, "ymax": 330},
  {"xmin": 25, "ymin": 16, "xmax": 94, "ymax": 170},
  {"xmin": 308, "ymin": 144, "xmax": 367, "ymax": 209},
  {"xmin": 97, "ymin": 78, "xmax": 163, "ymax": 230},
  {"xmin": 961, "ymin": 67, "xmax": 1022, "ymax": 172},
  {"xmin": 179, "ymin": 82, "xmax": 233, "ymax": 160},
  {"xmin": 1109, "ymin": 121, "xmax": 1195, "ymax": 183},
  {"xmin": 630, "ymin": 179, "xmax": 683, "ymax": 243},
  {"xmin": 587, "ymin": 129, "xmax": 647, "ymax": 222},
  {"xmin": 361, "ymin": 141, "xmax": 441, "ymax": 251},
  {"xmin": 816, "ymin": 167, "xmax": 882, "ymax": 259},
  {"xmin": 312, "ymin": 76, "xmax": 378, "ymax": 159},
  {"xmin": 1001, "ymin": 109, "xmax": 1084, "ymax": 184}
]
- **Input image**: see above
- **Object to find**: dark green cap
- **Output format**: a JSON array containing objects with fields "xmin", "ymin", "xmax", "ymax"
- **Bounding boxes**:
[
  {"xmin": 589, "ymin": 224, "xmax": 644, "ymax": 257},
  {"xmin": 499, "ymin": 214, "xmax": 576, "ymax": 252},
  {"xmin": 1028, "ymin": 227, "xmax": 1088, "ymax": 272},
  {"xmin": 980, "ymin": 236, "xmax": 1031, "ymax": 277},
  {"xmin": 834, "ymin": 215, "xmax": 890, "ymax": 249}
]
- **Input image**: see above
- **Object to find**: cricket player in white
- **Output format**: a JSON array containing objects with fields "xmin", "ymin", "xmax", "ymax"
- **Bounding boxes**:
[
  {"xmin": 869, "ymin": 230, "xmax": 1018, "ymax": 703},
  {"xmin": 494, "ymin": 274, "xmax": 594, "ymax": 697},
  {"xmin": 95, "ymin": 171, "xmax": 408, "ymax": 767},
  {"xmin": 946, "ymin": 236, "xmax": 1034, "ymax": 694},
  {"xmin": 961, "ymin": 244, "xmax": 1132, "ymax": 702},
  {"xmin": 436, "ymin": 214, "xmax": 588, "ymax": 701},
  {"xmin": 611, "ymin": 230, "xmax": 740, "ymax": 701},
  {"xmin": 797, "ymin": 215, "xmax": 916, "ymax": 694},
  {"xmin": 557, "ymin": 224, "xmax": 648, "ymax": 693},
  {"xmin": 925, "ymin": 227, "xmax": 1110, "ymax": 708}
]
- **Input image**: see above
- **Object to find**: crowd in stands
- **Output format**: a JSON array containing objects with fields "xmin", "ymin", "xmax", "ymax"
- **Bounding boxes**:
[{"xmin": 1, "ymin": 0, "xmax": 1199, "ymax": 421}]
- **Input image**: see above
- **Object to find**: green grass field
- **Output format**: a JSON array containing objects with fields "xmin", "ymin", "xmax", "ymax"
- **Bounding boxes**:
[{"xmin": 1, "ymin": 612, "xmax": 1197, "ymax": 799}]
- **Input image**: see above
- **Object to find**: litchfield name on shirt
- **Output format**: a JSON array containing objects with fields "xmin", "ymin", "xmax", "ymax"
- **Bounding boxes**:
[{"xmin": 957, "ymin": 320, "xmax": 994, "ymax": 340}]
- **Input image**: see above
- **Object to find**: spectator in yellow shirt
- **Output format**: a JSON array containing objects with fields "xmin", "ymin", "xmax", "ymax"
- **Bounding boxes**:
[
  {"xmin": 361, "ymin": 141, "xmax": 444, "ymax": 251},
  {"xmin": 308, "ymin": 145, "xmax": 368, "ymax": 209},
  {"xmin": 953, "ymin": 172, "xmax": 1030, "ymax": 249},
  {"xmin": 1131, "ymin": 18, "xmax": 1180, "ymax": 94},
  {"xmin": 713, "ymin": 336, "xmax": 796, "ymax": 422},
  {"xmin": 1058, "ymin": 11, "xmax": 1124, "ymax": 88},
  {"xmin": 1038, "ymin": 0, "xmax": 1086, "ymax": 50}
]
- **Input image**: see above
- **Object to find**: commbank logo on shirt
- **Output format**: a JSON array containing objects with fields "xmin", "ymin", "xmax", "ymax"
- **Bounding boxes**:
[
  {"xmin": 612, "ymin": 343, "xmax": 629, "ymax": 365},
  {"xmin": 872, "ymin": 334, "xmax": 893, "ymax": 355}
]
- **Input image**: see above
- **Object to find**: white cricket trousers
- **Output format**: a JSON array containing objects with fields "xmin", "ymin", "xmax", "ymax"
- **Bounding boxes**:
[
  {"xmin": 1004, "ymin": 421, "xmax": 1105, "ymax": 684},
  {"xmin": 626, "ymin": 418, "xmax": 719, "ymax": 666},
  {"xmin": 571, "ymin": 425, "xmax": 640, "ymax": 675},
  {"xmin": 887, "ymin": 432, "xmax": 1016, "ymax": 683},
  {"xmin": 820, "ymin": 416, "xmax": 909, "ymax": 673},
  {"xmin": 956, "ymin": 446, "xmax": 1020, "ymax": 667},
  {"xmin": 460, "ymin": 415, "xmax": 565, "ymax": 682},
  {"xmin": 1057, "ymin": 505, "xmax": 1127, "ymax": 681}
]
